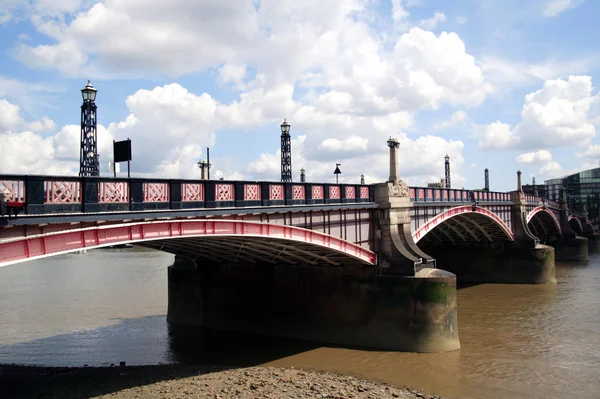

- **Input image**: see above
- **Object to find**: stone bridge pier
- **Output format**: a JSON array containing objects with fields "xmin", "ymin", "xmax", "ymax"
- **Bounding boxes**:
[
  {"xmin": 167, "ymin": 138, "xmax": 460, "ymax": 353},
  {"xmin": 552, "ymin": 190, "xmax": 589, "ymax": 262}
]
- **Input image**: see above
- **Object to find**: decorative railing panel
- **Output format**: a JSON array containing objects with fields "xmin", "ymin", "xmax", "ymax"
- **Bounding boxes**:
[
  {"xmin": 312, "ymin": 185, "xmax": 324, "ymax": 200},
  {"xmin": 329, "ymin": 186, "xmax": 340, "ymax": 200},
  {"xmin": 345, "ymin": 186, "xmax": 356, "ymax": 199},
  {"xmin": 244, "ymin": 184, "xmax": 261, "ymax": 201},
  {"xmin": 360, "ymin": 186, "xmax": 369, "ymax": 199},
  {"xmin": 143, "ymin": 183, "xmax": 169, "ymax": 202},
  {"xmin": 45, "ymin": 181, "xmax": 81, "ymax": 204},
  {"xmin": 215, "ymin": 184, "xmax": 234, "ymax": 201},
  {"xmin": 182, "ymin": 183, "xmax": 203, "ymax": 201},
  {"xmin": 99, "ymin": 182, "xmax": 129, "ymax": 203},
  {"xmin": 0, "ymin": 180, "xmax": 25, "ymax": 202},
  {"xmin": 269, "ymin": 184, "xmax": 284, "ymax": 200},
  {"xmin": 292, "ymin": 185, "xmax": 305, "ymax": 200}
]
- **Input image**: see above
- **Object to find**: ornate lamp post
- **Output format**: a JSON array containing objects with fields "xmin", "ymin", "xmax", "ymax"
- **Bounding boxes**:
[
  {"xmin": 79, "ymin": 81, "xmax": 99, "ymax": 177},
  {"xmin": 360, "ymin": 173, "xmax": 365, "ymax": 184},
  {"xmin": 280, "ymin": 119, "xmax": 292, "ymax": 182},
  {"xmin": 300, "ymin": 167, "xmax": 306, "ymax": 183}
]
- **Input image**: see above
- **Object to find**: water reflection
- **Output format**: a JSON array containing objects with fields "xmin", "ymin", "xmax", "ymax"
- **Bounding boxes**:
[{"xmin": 1, "ymin": 248, "xmax": 600, "ymax": 398}]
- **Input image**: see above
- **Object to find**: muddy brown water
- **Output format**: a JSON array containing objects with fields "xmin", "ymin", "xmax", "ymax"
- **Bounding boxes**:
[{"xmin": 0, "ymin": 247, "xmax": 599, "ymax": 399}]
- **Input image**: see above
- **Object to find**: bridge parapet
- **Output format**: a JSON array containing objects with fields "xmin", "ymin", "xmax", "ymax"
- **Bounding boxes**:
[
  {"xmin": 409, "ymin": 187, "xmax": 511, "ymax": 203},
  {"xmin": 0, "ymin": 175, "xmax": 374, "ymax": 216}
]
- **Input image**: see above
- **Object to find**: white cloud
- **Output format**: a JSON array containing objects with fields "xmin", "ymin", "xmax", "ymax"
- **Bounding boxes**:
[
  {"xmin": 577, "ymin": 144, "xmax": 600, "ymax": 159},
  {"xmin": 432, "ymin": 110, "xmax": 467, "ymax": 129},
  {"xmin": 418, "ymin": 12, "xmax": 446, "ymax": 30},
  {"xmin": 391, "ymin": 0, "xmax": 409, "ymax": 23},
  {"xmin": 516, "ymin": 150, "xmax": 553, "ymax": 164},
  {"xmin": 0, "ymin": 99, "xmax": 23, "ymax": 131},
  {"xmin": 456, "ymin": 16, "xmax": 468, "ymax": 24},
  {"xmin": 542, "ymin": 0, "xmax": 584, "ymax": 17},
  {"xmin": 478, "ymin": 121, "xmax": 518, "ymax": 150},
  {"xmin": 480, "ymin": 55, "xmax": 599, "ymax": 89},
  {"xmin": 12, "ymin": 2, "xmax": 491, "ymax": 114},
  {"xmin": 478, "ymin": 75, "xmax": 599, "ymax": 150},
  {"xmin": 217, "ymin": 63, "xmax": 247, "ymax": 86},
  {"xmin": 540, "ymin": 161, "xmax": 565, "ymax": 177}
]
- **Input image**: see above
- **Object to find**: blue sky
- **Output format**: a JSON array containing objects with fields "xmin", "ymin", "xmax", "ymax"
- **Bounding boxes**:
[{"xmin": 0, "ymin": 0, "xmax": 599, "ymax": 191}]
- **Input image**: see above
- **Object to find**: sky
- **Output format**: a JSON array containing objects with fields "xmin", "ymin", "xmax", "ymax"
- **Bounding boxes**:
[{"xmin": 0, "ymin": 0, "xmax": 599, "ymax": 191}]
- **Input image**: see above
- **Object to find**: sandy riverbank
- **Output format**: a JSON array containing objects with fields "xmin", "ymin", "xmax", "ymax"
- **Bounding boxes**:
[{"xmin": 0, "ymin": 364, "xmax": 444, "ymax": 399}]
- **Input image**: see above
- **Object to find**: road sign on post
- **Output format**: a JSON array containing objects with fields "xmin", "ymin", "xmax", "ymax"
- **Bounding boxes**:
[
  {"xmin": 334, "ymin": 163, "xmax": 342, "ymax": 184},
  {"xmin": 113, "ymin": 139, "xmax": 132, "ymax": 178}
]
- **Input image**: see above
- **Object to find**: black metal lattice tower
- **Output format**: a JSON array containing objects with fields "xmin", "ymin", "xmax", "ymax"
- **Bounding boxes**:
[
  {"xmin": 444, "ymin": 154, "xmax": 451, "ymax": 188},
  {"xmin": 485, "ymin": 168, "xmax": 490, "ymax": 191},
  {"xmin": 79, "ymin": 81, "xmax": 99, "ymax": 177},
  {"xmin": 280, "ymin": 119, "xmax": 292, "ymax": 182}
]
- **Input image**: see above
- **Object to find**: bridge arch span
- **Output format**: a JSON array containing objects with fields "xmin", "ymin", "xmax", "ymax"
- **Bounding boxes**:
[
  {"xmin": 526, "ymin": 206, "xmax": 561, "ymax": 240},
  {"xmin": 413, "ymin": 205, "xmax": 514, "ymax": 244},
  {"xmin": 0, "ymin": 220, "xmax": 376, "ymax": 267},
  {"xmin": 568, "ymin": 215, "xmax": 584, "ymax": 235}
]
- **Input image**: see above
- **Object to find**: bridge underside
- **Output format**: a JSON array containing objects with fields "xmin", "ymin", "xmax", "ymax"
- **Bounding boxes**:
[
  {"xmin": 418, "ymin": 213, "xmax": 513, "ymax": 245},
  {"xmin": 528, "ymin": 212, "xmax": 561, "ymax": 242},
  {"xmin": 139, "ymin": 236, "xmax": 370, "ymax": 267}
]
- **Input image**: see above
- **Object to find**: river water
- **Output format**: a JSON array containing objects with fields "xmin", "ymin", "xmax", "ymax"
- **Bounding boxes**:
[{"xmin": 1, "ymin": 247, "xmax": 599, "ymax": 399}]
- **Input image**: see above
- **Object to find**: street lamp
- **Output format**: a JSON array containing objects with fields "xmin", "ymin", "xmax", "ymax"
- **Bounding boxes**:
[
  {"xmin": 280, "ymin": 119, "xmax": 292, "ymax": 182},
  {"xmin": 300, "ymin": 167, "xmax": 306, "ymax": 183},
  {"xmin": 79, "ymin": 80, "xmax": 99, "ymax": 177}
]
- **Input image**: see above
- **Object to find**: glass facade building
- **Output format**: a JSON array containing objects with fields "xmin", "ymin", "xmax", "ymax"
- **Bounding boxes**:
[{"xmin": 545, "ymin": 167, "xmax": 600, "ymax": 219}]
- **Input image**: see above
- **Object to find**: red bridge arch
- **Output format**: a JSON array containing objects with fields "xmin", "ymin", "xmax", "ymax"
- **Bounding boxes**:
[
  {"xmin": 526, "ymin": 206, "xmax": 562, "ymax": 233},
  {"xmin": 413, "ymin": 205, "xmax": 514, "ymax": 244},
  {"xmin": 0, "ymin": 220, "xmax": 377, "ymax": 267}
]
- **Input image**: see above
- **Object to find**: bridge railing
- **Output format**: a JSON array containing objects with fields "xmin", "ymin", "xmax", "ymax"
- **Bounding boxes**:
[
  {"xmin": 408, "ymin": 187, "xmax": 512, "ymax": 203},
  {"xmin": 0, "ymin": 175, "xmax": 374, "ymax": 215}
]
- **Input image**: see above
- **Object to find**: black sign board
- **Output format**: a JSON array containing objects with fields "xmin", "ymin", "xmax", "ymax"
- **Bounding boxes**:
[{"xmin": 113, "ymin": 139, "xmax": 132, "ymax": 163}]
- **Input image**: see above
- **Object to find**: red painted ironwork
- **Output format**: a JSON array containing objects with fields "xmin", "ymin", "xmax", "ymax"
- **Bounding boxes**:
[
  {"xmin": 418, "ymin": 189, "xmax": 425, "ymax": 200},
  {"xmin": 409, "ymin": 188, "xmax": 415, "ymax": 199},
  {"xmin": 329, "ymin": 186, "xmax": 340, "ymax": 200},
  {"xmin": 427, "ymin": 189, "xmax": 433, "ymax": 199},
  {"xmin": 244, "ymin": 184, "xmax": 261, "ymax": 201},
  {"xmin": 443, "ymin": 190, "xmax": 448, "ymax": 199},
  {"xmin": 413, "ymin": 205, "xmax": 514, "ymax": 243},
  {"xmin": 435, "ymin": 190, "xmax": 440, "ymax": 200},
  {"xmin": 450, "ymin": 191, "xmax": 455, "ymax": 200},
  {"xmin": 0, "ymin": 180, "xmax": 25, "ymax": 202},
  {"xmin": 143, "ymin": 183, "xmax": 169, "ymax": 202},
  {"xmin": 292, "ymin": 185, "xmax": 305, "ymax": 200},
  {"xmin": 269, "ymin": 184, "xmax": 284, "ymax": 200},
  {"xmin": 313, "ymin": 186, "xmax": 324, "ymax": 199},
  {"xmin": 45, "ymin": 181, "xmax": 81, "ymax": 204},
  {"xmin": 359, "ymin": 186, "xmax": 369, "ymax": 199},
  {"xmin": 182, "ymin": 183, "xmax": 204, "ymax": 201},
  {"xmin": 215, "ymin": 184, "xmax": 234, "ymax": 201},
  {"xmin": 526, "ymin": 206, "xmax": 561, "ymax": 232},
  {"xmin": 345, "ymin": 186, "xmax": 356, "ymax": 199},
  {"xmin": 0, "ymin": 220, "xmax": 377, "ymax": 267},
  {"xmin": 99, "ymin": 182, "xmax": 128, "ymax": 203}
]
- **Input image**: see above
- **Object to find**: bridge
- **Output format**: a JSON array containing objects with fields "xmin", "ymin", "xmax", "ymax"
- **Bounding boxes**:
[{"xmin": 1, "ymin": 141, "xmax": 597, "ymax": 353}]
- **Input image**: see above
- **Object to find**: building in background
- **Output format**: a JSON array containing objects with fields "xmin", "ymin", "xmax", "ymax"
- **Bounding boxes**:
[
  {"xmin": 522, "ymin": 184, "xmax": 546, "ymax": 198},
  {"xmin": 427, "ymin": 179, "xmax": 445, "ymax": 188},
  {"xmin": 545, "ymin": 167, "xmax": 600, "ymax": 219}
]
